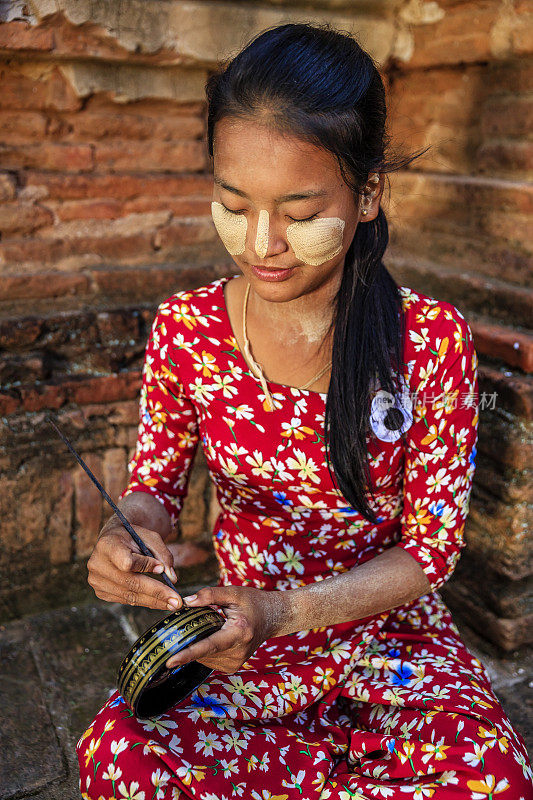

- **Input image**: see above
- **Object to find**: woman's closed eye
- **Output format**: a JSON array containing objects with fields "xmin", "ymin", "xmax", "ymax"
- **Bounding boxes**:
[
  {"xmin": 219, "ymin": 203, "xmax": 319, "ymax": 223},
  {"xmin": 288, "ymin": 213, "xmax": 318, "ymax": 222}
]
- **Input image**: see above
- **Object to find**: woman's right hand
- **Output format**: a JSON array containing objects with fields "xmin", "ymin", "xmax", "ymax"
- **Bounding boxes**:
[{"xmin": 87, "ymin": 521, "xmax": 183, "ymax": 612}]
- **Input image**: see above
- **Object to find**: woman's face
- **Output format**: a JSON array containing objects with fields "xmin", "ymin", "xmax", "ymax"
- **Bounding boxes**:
[{"xmin": 212, "ymin": 116, "xmax": 379, "ymax": 302}]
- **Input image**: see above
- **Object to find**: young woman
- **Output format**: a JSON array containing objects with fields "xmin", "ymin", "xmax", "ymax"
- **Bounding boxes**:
[{"xmin": 77, "ymin": 23, "xmax": 532, "ymax": 800}]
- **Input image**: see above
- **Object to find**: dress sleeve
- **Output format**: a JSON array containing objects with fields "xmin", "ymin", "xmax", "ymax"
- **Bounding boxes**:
[
  {"xmin": 118, "ymin": 301, "xmax": 200, "ymax": 528},
  {"xmin": 396, "ymin": 302, "xmax": 479, "ymax": 592}
]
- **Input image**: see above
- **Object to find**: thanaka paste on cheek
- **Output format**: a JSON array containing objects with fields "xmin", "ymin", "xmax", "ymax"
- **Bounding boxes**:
[
  {"xmin": 211, "ymin": 201, "xmax": 248, "ymax": 255},
  {"xmin": 286, "ymin": 216, "xmax": 346, "ymax": 266},
  {"xmin": 254, "ymin": 209, "xmax": 269, "ymax": 259}
]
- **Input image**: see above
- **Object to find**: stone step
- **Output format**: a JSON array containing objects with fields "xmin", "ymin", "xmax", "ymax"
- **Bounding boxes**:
[
  {"xmin": 387, "ymin": 172, "xmax": 532, "ymax": 287},
  {"xmin": 388, "ymin": 249, "xmax": 533, "ymax": 328}
]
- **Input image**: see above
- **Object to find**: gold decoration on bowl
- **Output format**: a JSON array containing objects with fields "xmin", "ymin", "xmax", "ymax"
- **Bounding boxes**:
[{"xmin": 117, "ymin": 606, "xmax": 225, "ymax": 719}]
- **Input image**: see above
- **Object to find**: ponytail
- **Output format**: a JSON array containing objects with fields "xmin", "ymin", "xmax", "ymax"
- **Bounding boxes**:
[{"xmin": 325, "ymin": 206, "xmax": 405, "ymax": 523}]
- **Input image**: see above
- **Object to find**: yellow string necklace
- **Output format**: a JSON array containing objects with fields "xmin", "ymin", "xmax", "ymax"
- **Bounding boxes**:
[{"xmin": 241, "ymin": 281, "xmax": 331, "ymax": 411}]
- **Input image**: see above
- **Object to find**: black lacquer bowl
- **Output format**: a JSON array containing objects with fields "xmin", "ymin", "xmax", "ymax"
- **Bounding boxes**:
[{"xmin": 117, "ymin": 605, "xmax": 225, "ymax": 719}]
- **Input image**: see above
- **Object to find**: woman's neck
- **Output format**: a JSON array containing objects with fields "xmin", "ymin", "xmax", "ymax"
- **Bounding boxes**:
[{"xmin": 247, "ymin": 270, "xmax": 342, "ymax": 348}]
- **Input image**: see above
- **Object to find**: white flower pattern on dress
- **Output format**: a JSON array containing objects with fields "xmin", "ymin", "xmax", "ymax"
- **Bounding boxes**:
[{"xmin": 76, "ymin": 276, "xmax": 533, "ymax": 800}]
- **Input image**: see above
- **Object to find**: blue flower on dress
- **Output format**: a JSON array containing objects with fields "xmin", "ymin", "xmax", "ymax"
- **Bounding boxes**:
[
  {"xmin": 429, "ymin": 499, "xmax": 445, "ymax": 518},
  {"xmin": 469, "ymin": 443, "xmax": 477, "ymax": 467},
  {"xmin": 338, "ymin": 506, "xmax": 360, "ymax": 518},
  {"xmin": 108, "ymin": 694, "xmax": 125, "ymax": 708},
  {"xmin": 191, "ymin": 693, "xmax": 227, "ymax": 716},
  {"xmin": 391, "ymin": 664, "xmax": 414, "ymax": 687},
  {"xmin": 273, "ymin": 491, "xmax": 292, "ymax": 508},
  {"xmin": 370, "ymin": 377, "xmax": 413, "ymax": 443}
]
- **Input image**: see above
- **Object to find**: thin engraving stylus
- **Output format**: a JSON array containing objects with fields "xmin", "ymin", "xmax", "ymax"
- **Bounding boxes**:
[{"xmin": 46, "ymin": 413, "xmax": 180, "ymax": 596}]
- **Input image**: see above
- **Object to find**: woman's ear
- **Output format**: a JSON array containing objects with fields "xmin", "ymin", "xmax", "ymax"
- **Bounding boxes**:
[{"xmin": 359, "ymin": 172, "xmax": 383, "ymax": 221}]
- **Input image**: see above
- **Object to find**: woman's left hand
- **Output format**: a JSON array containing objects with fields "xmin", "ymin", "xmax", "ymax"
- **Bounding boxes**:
[{"xmin": 164, "ymin": 585, "xmax": 286, "ymax": 674}]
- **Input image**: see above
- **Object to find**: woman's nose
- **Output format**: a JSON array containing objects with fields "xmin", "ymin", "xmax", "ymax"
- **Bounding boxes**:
[
  {"xmin": 254, "ymin": 210, "xmax": 269, "ymax": 259},
  {"xmin": 252, "ymin": 210, "xmax": 286, "ymax": 259}
]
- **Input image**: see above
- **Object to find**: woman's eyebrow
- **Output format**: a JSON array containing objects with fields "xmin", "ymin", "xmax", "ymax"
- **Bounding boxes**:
[{"xmin": 213, "ymin": 176, "xmax": 327, "ymax": 203}]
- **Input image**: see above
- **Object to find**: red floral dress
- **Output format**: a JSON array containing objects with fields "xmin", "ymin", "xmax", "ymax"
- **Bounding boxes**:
[{"xmin": 77, "ymin": 275, "xmax": 532, "ymax": 800}]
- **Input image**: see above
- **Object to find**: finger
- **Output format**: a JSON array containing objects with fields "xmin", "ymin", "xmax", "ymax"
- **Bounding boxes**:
[
  {"xmin": 92, "ymin": 587, "xmax": 178, "ymax": 612},
  {"xmin": 100, "ymin": 528, "xmax": 177, "ymax": 583},
  {"xmin": 183, "ymin": 586, "xmax": 237, "ymax": 607},
  {"xmin": 89, "ymin": 569, "xmax": 183, "ymax": 611},
  {"xmin": 89, "ymin": 550, "xmax": 181, "ymax": 608},
  {"xmin": 165, "ymin": 624, "xmax": 240, "ymax": 669},
  {"xmin": 130, "ymin": 550, "xmax": 177, "ymax": 583}
]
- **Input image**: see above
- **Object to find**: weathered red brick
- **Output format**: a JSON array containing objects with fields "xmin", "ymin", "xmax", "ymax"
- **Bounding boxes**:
[
  {"xmin": 103, "ymin": 448, "xmax": 128, "ymax": 504},
  {"xmin": 0, "ymin": 317, "xmax": 42, "ymax": 349},
  {"xmin": 0, "ymin": 236, "xmax": 75, "ymax": 267},
  {"xmin": 22, "ymin": 171, "xmax": 213, "ymax": 199},
  {"xmin": 32, "ymin": 11, "xmax": 150, "ymax": 64},
  {"xmin": 71, "ymin": 373, "xmax": 141, "ymax": 406},
  {"xmin": 477, "ymin": 141, "xmax": 533, "ymax": 175},
  {"xmin": 0, "ymin": 63, "xmax": 81, "ymax": 111},
  {"xmin": 443, "ymin": 580, "xmax": 532, "ymax": 651},
  {"xmin": 0, "ymin": 142, "xmax": 93, "ymax": 171},
  {"xmin": 475, "ymin": 456, "xmax": 533, "ymax": 505},
  {"xmin": 38, "ymin": 211, "xmax": 170, "ymax": 241},
  {"xmin": 478, "ymin": 418, "xmax": 532, "ymax": 471},
  {"xmin": 481, "ymin": 96, "xmax": 533, "ymax": 140},
  {"xmin": 95, "ymin": 308, "xmax": 140, "ymax": 342},
  {"xmin": 0, "ymin": 372, "xmax": 142, "ymax": 415},
  {"xmin": 180, "ymin": 455, "xmax": 208, "ymax": 539},
  {"xmin": 0, "ymin": 353, "xmax": 46, "ymax": 385},
  {"xmin": 0, "ymin": 202, "xmax": 54, "ymax": 235},
  {"xmin": 0, "ymin": 271, "xmax": 90, "ymax": 302},
  {"xmin": 52, "ymin": 198, "xmax": 123, "ymax": 221},
  {"xmin": 0, "ymin": 173, "xmax": 16, "ymax": 201},
  {"xmin": 388, "ymin": 251, "xmax": 533, "ymax": 329},
  {"xmin": 107, "ymin": 400, "xmax": 140, "ymax": 426},
  {"xmin": 89, "ymin": 263, "xmax": 219, "ymax": 297},
  {"xmin": 0, "ymin": 230, "xmax": 155, "ymax": 268},
  {"xmin": 48, "ymin": 471, "xmax": 74, "ymax": 565},
  {"xmin": 0, "ymin": 20, "xmax": 54, "ymax": 52},
  {"xmin": 472, "ymin": 322, "xmax": 533, "ymax": 373},
  {"xmin": 62, "ymin": 110, "xmax": 204, "ymax": 142},
  {"xmin": 0, "ymin": 110, "xmax": 48, "ymax": 141},
  {"xmin": 478, "ymin": 364, "xmax": 533, "ymax": 420},
  {"xmin": 401, "ymin": 0, "xmax": 499, "ymax": 69},
  {"xmin": 152, "ymin": 217, "xmax": 216, "ymax": 251},
  {"xmin": 467, "ymin": 502, "xmax": 531, "ymax": 580},
  {"xmin": 124, "ymin": 196, "xmax": 211, "ymax": 216},
  {"xmin": 74, "ymin": 452, "xmax": 103, "ymax": 559},
  {"xmin": 93, "ymin": 140, "xmax": 207, "ymax": 172},
  {"xmin": 511, "ymin": 6, "xmax": 533, "ymax": 55}
]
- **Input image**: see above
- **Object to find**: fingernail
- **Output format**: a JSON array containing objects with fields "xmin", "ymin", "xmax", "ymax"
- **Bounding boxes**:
[
  {"xmin": 166, "ymin": 567, "xmax": 177, "ymax": 583},
  {"xmin": 153, "ymin": 564, "xmax": 164, "ymax": 574},
  {"xmin": 183, "ymin": 594, "xmax": 197, "ymax": 603},
  {"xmin": 167, "ymin": 597, "xmax": 180, "ymax": 609}
]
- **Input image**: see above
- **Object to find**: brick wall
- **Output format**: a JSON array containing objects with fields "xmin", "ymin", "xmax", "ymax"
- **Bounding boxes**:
[
  {"xmin": 385, "ymin": 0, "xmax": 532, "ymax": 650},
  {"xmin": 0, "ymin": 1, "xmax": 531, "ymax": 649}
]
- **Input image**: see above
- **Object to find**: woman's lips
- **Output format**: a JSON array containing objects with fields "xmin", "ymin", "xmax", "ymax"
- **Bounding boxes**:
[{"xmin": 250, "ymin": 264, "xmax": 297, "ymax": 282}]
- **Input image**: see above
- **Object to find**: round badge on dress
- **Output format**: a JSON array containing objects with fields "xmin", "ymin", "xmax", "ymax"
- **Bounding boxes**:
[{"xmin": 370, "ymin": 378, "xmax": 413, "ymax": 443}]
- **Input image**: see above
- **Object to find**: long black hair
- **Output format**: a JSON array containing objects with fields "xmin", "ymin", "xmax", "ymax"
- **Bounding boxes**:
[{"xmin": 205, "ymin": 23, "xmax": 429, "ymax": 523}]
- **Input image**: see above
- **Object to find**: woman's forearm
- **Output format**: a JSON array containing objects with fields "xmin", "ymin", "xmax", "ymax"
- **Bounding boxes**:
[
  {"xmin": 100, "ymin": 490, "xmax": 173, "ymax": 541},
  {"xmin": 274, "ymin": 546, "xmax": 431, "ymax": 637}
]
